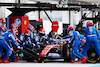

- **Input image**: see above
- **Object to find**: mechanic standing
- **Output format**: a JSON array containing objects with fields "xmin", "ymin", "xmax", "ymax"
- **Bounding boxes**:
[
  {"xmin": 83, "ymin": 21, "xmax": 100, "ymax": 60},
  {"xmin": 67, "ymin": 26, "xmax": 87, "ymax": 63}
]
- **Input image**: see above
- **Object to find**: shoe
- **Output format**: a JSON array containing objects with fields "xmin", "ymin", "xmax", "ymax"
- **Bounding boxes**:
[
  {"xmin": 14, "ymin": 58, "xmax": 21, "ymax": 62},
  {"xmin": 84, "ymin": 61, "xmax": 86, "ymax": 63},
  {"xmin": 3, "ymin": 59, "xmax": 10, "ymax": 63},
  {"xmin": 38, "ymin": 58, "xmax": 41, "ymax": 61},
  {"xmin": 77, "ymin": 59, "xmax": 81, "ymax": 62},
  {"xmin": 14, "ymin": 59, "xmax": 18, "ymax": 62},
  {"xmin": 71, "ymin": 60, "xmax": 74, "ymax": 63},
  {"xmin": 0, "ymin": 58, "xmax": 3, "ymax": 63},
  {"xmin": 81, "ymin": 56, "xmax": 87, "ymax": 63}
]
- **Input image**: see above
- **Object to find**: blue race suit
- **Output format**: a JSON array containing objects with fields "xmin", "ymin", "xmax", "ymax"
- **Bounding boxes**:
[
  {"xmin": 7, "ymin": 34, "xmax": 18, "ymax": 61},
  {"xmin": 68, "ymin": 30, "xmax": 86, "ymax": 61},
  {"xmin": 83, "ymin": 26, "xmax": 100, "ymax": 57},
  {"xmin": 0, "ymin": 30, "xmax": 20, "ymax": 60},
  {"xmin": 97, "ymin": 31, "xmax": 100, "ymax": 39},
  {"xmin": 34, "ymin": 34, "xmax": 50, "ymax": 48},
  {"xmin": 19, "ymin": 31, "xmax": 34, "ymax": 49},
  {"xmin": 0, "ymin": 30, "xmax": 4, "ymax": 57}
]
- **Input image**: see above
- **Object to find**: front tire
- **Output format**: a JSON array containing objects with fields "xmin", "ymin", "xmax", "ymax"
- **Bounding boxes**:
[{"xmin": 61, "ymin": 44, "xmax": 71, "ymax": 62}]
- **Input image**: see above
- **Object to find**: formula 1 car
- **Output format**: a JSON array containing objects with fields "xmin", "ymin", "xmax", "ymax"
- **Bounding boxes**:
[
  {"xmin": 38, "ymin": 39, "xmax": 71, "ymax": 62},
  {"xmin": 20, "ymin": 37, "xmax": 100, "ymax": 63},
  {"xmin": 20, "ymin": 38, "xmax": 71, "ymax": 62}
]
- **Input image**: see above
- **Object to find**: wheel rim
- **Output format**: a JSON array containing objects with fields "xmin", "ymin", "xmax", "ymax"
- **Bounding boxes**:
[{"xmin": 87, "ymin": 48, "xmax": 99, "ymax": 63}]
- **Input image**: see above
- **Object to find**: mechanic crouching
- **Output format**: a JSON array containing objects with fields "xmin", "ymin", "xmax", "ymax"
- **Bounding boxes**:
[
  {"xmin": 67, "ymin": 26, "xmax": 87, "ymax": 63},
  {"xmin": 19, "ymin": 25, "xmax": 35, "ymax": 49},
  {"xmin": 0, "ymin": 25, "xmax": 21, "ymax": 63},
  {"xmin": 19, "ymin": 29, "xmax": 33, "ymax": 49}
]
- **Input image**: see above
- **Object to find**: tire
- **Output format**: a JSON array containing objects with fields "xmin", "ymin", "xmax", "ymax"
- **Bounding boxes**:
[
  {"xmin": 64, "ymin": 57, "xmax": 71, "ymax": 62},
  {"xmin": 25, "ymin": 58, "xmax": 34, "ymax": 62},
  {"xmin": 87, "ymin": 47, "xmax": 99, "ymax": 63},
  {"xmin": 23, "ymin": 55, "xmax": 35, "ymax": 62},
  {"xmin": 61, "ymin": 44, "xmax": 67, "ymax": 57},
  {"xmin": 61, "ymin": 44, "xmax": 71, "ymax": 62}
]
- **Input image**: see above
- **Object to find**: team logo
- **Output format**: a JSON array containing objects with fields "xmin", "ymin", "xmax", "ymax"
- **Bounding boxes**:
[
  {"xmin": 42, "ymin": 30, "xmax": 45, "ymax": 32},
  {"xmin": 45, "ymin": 47, "xmax": 49, "ymax": 49},
  {"xmin": 14, "ymin": 18, "xmax": 21, "ymax": 26},
  {"xmin": 24, "ymin": 21, "xmax": 27, "ymax": 25},
  {"xmin": 90, "ymin": 29, "xmax": 93, "ymax": 32}
]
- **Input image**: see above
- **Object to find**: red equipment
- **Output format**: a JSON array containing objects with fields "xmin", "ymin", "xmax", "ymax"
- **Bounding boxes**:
[
  {"xmin": 39, "ymin": 18, "xmax": 43, "ymax": 29},
  {"xmin": 39, "ymin": 18, "xmax": 43, "ymax": 22},
  {"xmin": 52, "ymin": 21, "xmax": 59, "ymax": 32},
  {"xmin": 9, "ymin": 16, "xmax": 29, "ymax": 34}
]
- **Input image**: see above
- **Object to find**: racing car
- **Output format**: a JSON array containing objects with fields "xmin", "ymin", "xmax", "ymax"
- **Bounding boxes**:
[
  {"xmin": 39, "ymin": 39, "xmax": 71, "ymax": 62},
  {"xmin": 20, "ymin": 37, "xmax": 71, "ymax": 62},
  {"xmin": 20, "ymin": 36, "xmax": 100, "ymax": 63}
]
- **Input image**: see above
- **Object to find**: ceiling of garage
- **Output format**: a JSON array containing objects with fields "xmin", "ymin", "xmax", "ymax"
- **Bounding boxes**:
[
  {"xmin": 29, "ymin": 0, "xmax": 100, "ymax": 5},
  {"xmin": 29, "ymin": 0, "xmax": 59, "ymax": 4},
  {"xmin": 79, "ymin": 0, "xmax": 100, "ymax": 4}
]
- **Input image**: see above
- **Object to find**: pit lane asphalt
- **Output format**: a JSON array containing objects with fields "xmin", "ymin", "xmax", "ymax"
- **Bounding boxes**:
[{"xmin": 0, "ymin": 60, "xmax": 100, "ymax": 67}]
